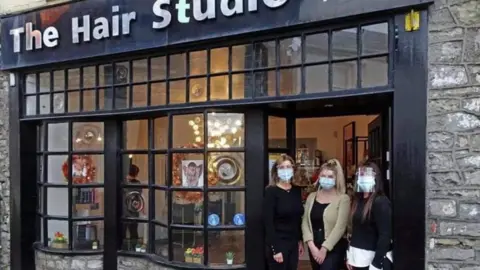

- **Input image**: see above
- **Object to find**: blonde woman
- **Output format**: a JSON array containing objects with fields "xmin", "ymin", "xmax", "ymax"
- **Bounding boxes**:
[
  {"xmin": 263, "ymin": 154, "xmax": 304, "ymax": 270},
  {"xmin": 302, "ymin": 159, "xmax": 350, "ymax": 270}
]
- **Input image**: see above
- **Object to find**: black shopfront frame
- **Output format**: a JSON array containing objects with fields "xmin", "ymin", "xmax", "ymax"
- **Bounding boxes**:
[{"xmin": 7, "ymin": 9, "xmax": 428, "ymax": 270}]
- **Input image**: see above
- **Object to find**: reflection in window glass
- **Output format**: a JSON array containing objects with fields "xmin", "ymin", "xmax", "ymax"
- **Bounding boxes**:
[
  {"xmin": 39, "ymin": 72, "xmax": 50, "ymax": 92},
  {"xmin": 362, "ymin": 57, "xmax": 388, "ymax": 87},
  {"xmin": 280, "ymin": 37, "xmax": 302, "ymax": 65},
  {"xmin": 189, "ymin": 78, "xmax": 207, "ymax": 103},
  {"xmin": 332, "ymin": 28, "xmax": 357, "ymax": 59},
  {"xmin": 115, "ymin": 62, "xmax": 130, "ymax": 84},
  {"xmin": 170, "ymin": 54, "xmax": 186, "ymax": 78},
  {"xmin": 154, "ymin": 190, "xmax": 168, "ymax": 223},
  {"xmin": 122, "ymin": 188, "xmax": 148, "ymax": 219},
  {"xmin": 254, "ymin": 41, "xmax": 276, "ymax": 68},
  {"xmin": 68, "ymin": 69, "xmax": 80, "ymax": 89},
  {"xmin": 172, "ymin": 229, "xmax": 204, "ymax": 264},
  {"xmin": 210, "ymin": 75, "xmax": 228, "ymax": 101},
  {"xmin": 70, "ymin": 155, "xmax": 104, "ymax": 184},
  {"xmin": 172, "ymin": 114, "xmax": 204, "ymax": 147},
  {"xmin": 207, "ymin": 191, "xmax": 245, "ymax": 226},
  {"xmin": 26, "ymin": 73, "xmax": 36, "ymax": 93},
  {"xmin": 172, "ymin": 191, "xmax": 203, "ymax": 225},
  {"xmin": 122, "ymin": 221, "xmax": 148, "ymax": 252},
  {"xmin": 208, "ymin": 153, "xmax": 245, "ymax": 187},
  {"xmin": 154, "ymin": 225, "xmax": 169, "ymax": 259},
  {"xmin": 211, "ymin": 47, "xmax": 228, "ymax": 73},
  {"xmin": 39, "ymin": 94, "xmax": 50, "ymax": 114},
  {"xmin": 124, "ymin": 120, "xmax": 148, "ymax": 150},
  {"xmin": 155, "ymin": 155, "xmax": 167, "ymax": 186},
  {"xmin": 268, "ymin": 117, "xmax": 287, "ymax": 148},
  {"xmin": 73, "ymin": 221, "xmax": 104, "ymax": 250},
  {"xmin": 53, "ymin": 93, "xmax": 65, "ymax": 114},
  {"xmin": 133, "ymin": 59, "xmax": 148, "ymax": 83},
  {"xmin": 279, "ymin": 68, "xmax": 301, "ymax": 96},
  {"xmin": 151, "ymin": 56, "xmax": 167, "ymax": 81},
  {"xmin": 25, "ymin": 96, "xmax": 36, "ymax": 116},
  {"xmin": 68, "ymin": 91, "xmax": 80, "ymax": 112},
  {"xmin": 48, "ymin": 123, "xmax": 68, "ymax": 151},
  {"xmin": 207, "ymin": 113, "xmax": 244, "ymax": 149},
  {"xmin": 190, "ymin": 50, "xmax": 207, "ymax": 76},
  {"xmin": 151, "ymin": 82, "xmax": 167, "ymax": 106},
  {"xmin": 72, "ymin": 122, "xmax": 104, "ymax": 151},
  {"xmin": 132, "ymin": 84, "xmax": 148, "ymax": 107},
  {"xmin": 254, "ymin": 71, "xmax": 276, "ymax": 97},
  {"xmin": 83, "ymin": 66, "xmax": 96, "ymax": 88},
  {"xmin": 362, "ymin": 23, "xmax": 388, "ymax": 55},
  {"xmin": 333, "ymin": 61, "xmax": 357, "ymax": 90},
  {"xmin": 209, "ymin": 231, "xmax": 245, "ymax": 265},
  {"xmin": 47, "ymin": 188, "xmax": 68, "ymax": 216},
  {"xmin": 232, "ymin": 44, "xmax": 253, "ymax": 71},
  {"xmin": 99, "ymin": 64, "xmax": 113, "ymax": 86},
  {"xmin": 54, "ymin": 70, "xmax": 65, "ymax": 91},
  {"xmin": 169, "ymin": 80, "xmax": 186, "ymax": 104},
  {"xmin": 305, "ymin": 33, "xmax": 328, "ymax": 63},
  {"xmin": 305, "ymin": 65, "xmax": 329, "ymax": 93},
  {"xmin": 72, "ymin": 187, "xmax": 104, "ymax": 218},
  {"xmin": 83, "ymin": 90, "xmax": 96, "ymax": 111},
  {"xmin": 47, "ymin": 220, "xmax": 68, "ymax": 249},
  {"xmin": 154, "ymin": 117, "xmax": 168, "ymax": 149},
  {"xmin": 123, "ymin": 154, "xmax": 148, "ymax": 185}
]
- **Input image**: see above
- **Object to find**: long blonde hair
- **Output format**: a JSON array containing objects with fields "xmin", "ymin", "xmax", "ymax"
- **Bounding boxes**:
[
  {"xmin": 316, "ymin": 159, "xmax": 346, "ymax": 194},
  {"xmin": 268, "ymin": 154, "xmax": 300, "ymax": 186}
]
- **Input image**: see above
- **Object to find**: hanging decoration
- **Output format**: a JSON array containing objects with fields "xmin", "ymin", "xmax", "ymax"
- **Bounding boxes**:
[
  {"xmin": 125, "ymin": 191, "xmax": 146, "ymax": 214},
  {"xmin": 62, "ymin": 155, "xmax": 97, "ymax": 184}
]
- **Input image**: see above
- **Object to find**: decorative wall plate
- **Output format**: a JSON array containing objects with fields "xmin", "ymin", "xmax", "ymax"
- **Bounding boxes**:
[
  {"xmin": 125, "ymin": 191, "xmax": 145, "ymax": 213},
  {"xmin": 210, "ymin": 156, "xmax": 241, "ymax": 185}
]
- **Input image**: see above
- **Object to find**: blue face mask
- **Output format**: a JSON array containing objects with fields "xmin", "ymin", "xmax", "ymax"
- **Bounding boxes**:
[
  {"xmin": 319, "ymin": 177, "xmax": 335, "ymax": 190},
  {"xmin": 278, "ymin": 168, "xmax": 293, "ymax": 182},
  {"xmin": 357, "ymin": 176, "xmax": 375, "ymax": 192}
]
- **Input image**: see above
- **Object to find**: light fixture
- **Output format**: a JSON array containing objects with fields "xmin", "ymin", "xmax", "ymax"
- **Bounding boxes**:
[{"xmin": 324, "ymin": 104, "xmax": 334, "ymax": 108}]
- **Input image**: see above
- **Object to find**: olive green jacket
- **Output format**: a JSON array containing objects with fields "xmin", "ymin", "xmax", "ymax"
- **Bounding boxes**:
[{"xmin": 301, "ymin": 192, "xmax": 350, "ymax": 251}]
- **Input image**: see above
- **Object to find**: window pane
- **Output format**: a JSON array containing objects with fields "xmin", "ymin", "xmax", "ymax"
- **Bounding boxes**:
[
  {"xmin": 48, "ymin": 123, "xmax": 68, "ymax": 151},
  {"xmin": 73, "ymin": 122, "xmax": 104, "ymax": 151},
  {"xmin": 305, "ymin": 33, "xmax": 328, "ymax": 63},
  {"xmin": 232, "ymin": 73, "xmax": 248, "ymax": 99},
  {"xmin": 172, "ymin": 229, "xmax": 204, "ymax": 263},
  {"xmin": 210, "ymin": 75, "xmax": 228, "ymax": 101},
  {"xmin": 169, "ymin": 80, "xmax": 186, "ymax": 104},
  {"xmin": 172, "ymin": 154, "xmax": 204, "ymax": 189},
  {"xmin": 151, "ymin": 56, "xmax": 167, "ymax": 81},
  {"xmin": 189, "ymin": 78, "xmax": 207, "ymax": 103},
  {"xmin": 208, "ymin": 153, "xmax": 245, "ymax": 187},
  {"xmin": 47, "ymin": 220, "xmax": 68, "ymax": 249},
  {"xmin": 333, "ymin": 28, "xmax": 358, "ymax": 59},
  {"xmin": 268, "ymin": 117, "xmax": 287, "ymax": 148},
  {"xmin": 99, "ymin": 64, "xmax": 113, "ymax": 86},
  {"xmin": 172, "ymin": 114, "xmax": 204, "ymax": 147},
  {"xmin": 121, "ymin": 221, "xmax": 148, "ymax": 252},
  {"xmin": 207, "ymin": 113, "xmax": 244, "ymax": 149},
  {"xmin": 39, "ymin": 94, "xmax": 50, "ymax": 114},
  {"xmin": 208, "ymin": 191, "xmax": 245, "ymax": 226},
  {"xmin": 208, "ymin": 231, "xmax": 245, "ymax": 265},
  {"xmin": 70, "ymin": 155, "xmax": 104, "ymax": 184},
  {"xmin": 68, "ymin": 69, "xmax": 80, "ymax": 89},
  {"xmin": 361, "ymin": 57, "xmax": 388, "ymax": 87},
  {"xmin": 39, "ymin": 72, "xmax": 50, "ymax": 92},
  {"xmin": 53, "ymin": 93, "xmax": 65, "ymax": 113},
  {"xmin": 115, "ymin": 62, "xmax": 130, "ymax": 84},
  {"xmin": 254, "ymin": 41, "xmax": 276, "ymax": 68},
  {"xmin": 362, "ymin": 23, "xmax": 388, "ymax": 55},
  {"xmin": 26, "ymin": 73, "xmax": 36, "ymax": 93},
  {"xmin": 190, "ymin": 50, "xmax": 207, "ymax": 76},
  {"xmin": 48, "ymin": 155, "xmax": 68, "ymax": 184},
  {"xmin": 25, "ymin": 96, "xmax": 36, "ymax": 115},
  {"xmin": 133, "ymin": 59, "xmax": 148, "ymax": 83},
  {"xmin": 132, "ymin": 84, "xmax": 148, "ymax": 107},
  {"xmin": 68, "ymin": 91, "xmax": 80, "ymax": 112},
  {"xmin": 232, "ymin": 44, "xmax": 253, "ymax": 71},
  {"xmin": 154, "ymin": 117, "xmax": 168, "ymax": 149},
  {"xmin": 279, "ymin": 68, "xmax": 301, "ymax": 96},
  {"xmin": 332, "ymin": 61, "xmax": 357, "ymax": 90},
  {"xmin": 254, "ymin": 71, "xmax": 276, "ymax": 97},
  {"xmin": 154, "ymin": 225, "xmax": 169, "ymax": 259},
  {"xmin": 122, "ymin": 188, "xmax": 148, "ymax": 219},
  {"xmin": 72, "ymin": 188, "xmax": 104, "ymax": 218},
  {"xmin": 155, "ymin": 155, "xmax": 167, "ymax": 186},
  {"xmin": 305, "ymin": 64, "xmax": 329, "ymax": 93},
  {"xmin": 73, "ymin": 220, "xmax": 104, "ymax": 250},
  {"xmin": 83, "ymin": 66, "xmax": 96, "ymax": 88},
  {"xmin": 98, "ymin": 89, "xmax": 107, "ymax": 110},
  {"xmin": 53, "ymin": 70, "xmax": 65, "ymax": 91},
  {"xmin": 82, "ymin": 89, "xmax": 96, "ymax": 111},
  {"xmin": 211, "ymin": 47, "xmax": 228, "ymax": 73},
  {"xmin": 172, "ymin": 192, "xmax": 202, "ymax": 224},
  {"xmin": 154, "ymin": 190, "xmax": 168, "ymax": 223},
  {"xmin": 47, "ymin": 188, "xmax": 68, "ymax": 216},
  {"xmin": 115, "ymin": 86, "xmax": 128, "ymax": 109},
  {"xmin": 38, "ymin": 186, "xmax": 44, "ymax": 213},
  {"xmin": 170, "ymin": 53, "xmax": 186, "ymax": 78},
  {"xmin": 280, "ymin": 37, "xmax": 302, "ymax": 65},
  {"xmin": 151, "ymin": 82, "xmax": 167, "ymax": 106},
  {"xmin": 123, "ymin": 154, "xmax": 148, "ymax": 185},
  {"xmin": 124, "ymin": 120, "xmax": 148, "ymax": 150}
]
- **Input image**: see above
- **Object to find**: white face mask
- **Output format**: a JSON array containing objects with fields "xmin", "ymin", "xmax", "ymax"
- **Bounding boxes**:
[{"xmin": 278, "ymin": 168, "xmax": 293, "ymax": 182}]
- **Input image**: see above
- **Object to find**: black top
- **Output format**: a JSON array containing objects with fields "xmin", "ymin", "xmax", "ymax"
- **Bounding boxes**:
[
  {"xmin": 311, "ymin": 201, "xmax": 329, "ymax": 232},
  {"xmin": 263, "ymin": 185, "xmax": 304, "ymax": 255},
  {"xmin": 124, "ymin": 178, "xmax": 142, "ymax": 218},
  {"xmin": 350, "ymin": 195, "xmax": 392, "ymax": 268}
]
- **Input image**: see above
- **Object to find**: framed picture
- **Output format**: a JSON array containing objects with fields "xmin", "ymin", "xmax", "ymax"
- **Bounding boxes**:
[{"xmin": 182, "ymin": 160, "xmax": 204, "ymax": 187}]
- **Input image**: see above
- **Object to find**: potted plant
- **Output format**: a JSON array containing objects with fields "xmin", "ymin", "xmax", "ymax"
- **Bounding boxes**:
[
  {"xmin": 184, "ymin": 248, "xmax": 193, "ymax": 263},
  {"xmin": 51, "ymin": 232, "xmax": 68, "ymax": 249},
  {"xmin": 191, "ymin": 246, "xmax": 204, "ymax": 264},
  {"xmin": 135, "ymin": 244, "xmax": 142, "ymax": 252},
  {"xmin": 141, "ymin": 244, "xmax": 147, "ymax": 253},
  {"xmin": 92, "ymin": 240, "xmax": 98, "ymax": 250},
  {"xmin": 225, "ymin": 251, "xmax": 234, "ymax": 265}
]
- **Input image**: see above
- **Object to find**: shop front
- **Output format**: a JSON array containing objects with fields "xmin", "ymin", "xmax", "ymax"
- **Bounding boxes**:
[{"xmin": 2, "ymin": 0, "xmax": 431, "ymax": 269}]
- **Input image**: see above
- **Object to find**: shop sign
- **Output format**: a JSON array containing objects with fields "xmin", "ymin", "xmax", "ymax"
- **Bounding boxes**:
[{"xmin": 0, "ymin": 0, "xmax": 431, "ymax": 69}]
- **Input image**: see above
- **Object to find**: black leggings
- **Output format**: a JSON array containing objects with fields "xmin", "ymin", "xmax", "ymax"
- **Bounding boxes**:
[{"xmin": 266, "ymin": 242, "xmax": 299, "ymax": 270}]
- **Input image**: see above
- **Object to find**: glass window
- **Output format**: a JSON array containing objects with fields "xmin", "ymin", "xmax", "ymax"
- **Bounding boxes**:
[
  {"xmin": 207, "ymin": 113, "xmax": 244, "ymax": 149},
  {"xmin": 268, "ymin": 116, "xmax": 287, "ymax": 148},
  {"xmin": 305, "ymin": 33, "xmax": 328, "ymax": 63},
  {"xmin": 211, "ymin": 47, "xmax": 229, "ymax": 73},
  {"xmin": 362, "ymin": 23, "xmax": 388, "ymax": 55},
  {"xmin": 280, "ymin": 37, "xmax": 302, "ymax": 66},
  {"xmin": 173, "ymin": 114, "xmax": 204, "ymax": 147},
  {"xmin": 332, "ymin": 28, "xmax": 358, "ymax": 59}
]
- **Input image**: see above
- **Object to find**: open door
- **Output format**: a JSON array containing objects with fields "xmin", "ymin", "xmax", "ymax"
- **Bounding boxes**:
[{"xmin": 368, "ymin": 109, "xmax": 392, "ymax": 198}]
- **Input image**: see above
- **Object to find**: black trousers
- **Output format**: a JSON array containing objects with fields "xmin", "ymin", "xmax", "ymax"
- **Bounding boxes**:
[
  {"xmin": 353, "ymin": 267, "xmax": 368, "ymax": 270},
  {"xmin": 266, "ymin": 241, "xmax": 299, "ymax": 270},
  {"xmin": 123, "ymin": 222, "xmax": 139, "ymax": 239},
  {"xmin": 308, "ymin": 240, "xmax": 347, "ymax": 270}
]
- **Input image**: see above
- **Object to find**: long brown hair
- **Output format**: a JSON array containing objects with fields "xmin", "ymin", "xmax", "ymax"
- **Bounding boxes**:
[
  {"xmin": 268, "ymin": 154, "xmax": 300, "ymax": 186},
  {"xmin": 349, "ymin": 160, "xmax": 384, "ymax": 224},
  {"xmin": 316, "ymin": 159, "xmax": 346, "ymax": 194}
]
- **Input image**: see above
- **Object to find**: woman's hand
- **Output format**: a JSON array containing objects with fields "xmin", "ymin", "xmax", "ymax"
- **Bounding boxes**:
[
  {"xmin": 308, "ymin": 243, "xmax": 322, "ymax": 263},
  {"xmin": 273, "ymin": 252, "xmax": 284, "ymax": 263},
  {"xmin": 315, "ymin": 246, "xmax": 327, "ymax": 264},
  {"xmin": 346, "ymin": 263, "xmax": 353, "ymax": 270},
  {"xmin": 298, "ymin": 241, "xmax": 304, "ymax": 257}
]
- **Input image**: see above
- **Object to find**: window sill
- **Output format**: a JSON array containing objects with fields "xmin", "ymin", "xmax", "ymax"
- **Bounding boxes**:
[
  {"xmin": 118, "ymin": 251, "xmax": 246, "ymax": 270},
  {"xmin": 33, "ymin": 242, "xmax": 104, "ymax": 256}
]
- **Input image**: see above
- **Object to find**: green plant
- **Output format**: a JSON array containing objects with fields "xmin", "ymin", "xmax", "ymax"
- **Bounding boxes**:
[
  {"xmin": 52, "ymin": 232, "xmax": 67, "ymax": 243},
  {"xmin": 225, "ymin": 251, "xmax": 234, "ymax": 260}
]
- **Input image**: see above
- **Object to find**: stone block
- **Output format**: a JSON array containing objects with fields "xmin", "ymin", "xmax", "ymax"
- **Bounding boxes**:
[
  {"xmin": 467, "ymin": 65, "xmax": 480, "ymax": 85},
  {"xmin": 429, "ymin": 247, "xmax": 475, "ymax": 261},
  {"xmin": 430, "ymin": 27, "xmax": 464, "ymax": 44},
  {"xmin": 455, "ymin": 134, "xmax": 470, "ymax": 148},
  {"xmin": 430, "ymin": 41, "xmax": 463, "ymax": 63},
  {"xmin": 430, "ymin": 99, "xmax": 462, "ymax": 115},
  {"xmin": 446, "ymin": 113, "xmax": 480, "ymax": 132},
  {"xmin": 450, "ymin": 0, "xmax": 480, "ymax": 26},
  {"xmin": 430, "ymin": 66, "xmax": 468, "ymax": 89},
  {"xmin": 430, "ymin": 8, "xmax": 457, "ymax": 30},
  {"xmin": 429, "ymin": 172, "xmax": 463, "ymax": 187},
  {"xmin": 457, "ymin": 153, "xmax": 480, "ymax": 169},
  {"xmin": 459, "ymin": 203, "xmax": 480, "ymax": 220},
  {"xmin": 439, "ymin": 221, "xmax": 480, "ymax": 237},
  {"xmin": 429, "ymin": 87, "xmax": 480, "ymax": 99},
  {"xmin": 428, "ymin": 131, "xmax": 455, "ymax": 149},
  {"xmin": 463, "ymin": 98, "xmax": 480, "ymax": 113},
  {"xmin": 464, "ymin": 27, "xmax": 480, "ymax": 62},
  {"xmin": 428, "ymin": 152, "xmax": 455, "ymax": 170},
  {"xmin": 429, "ymin": 199, "xmax": 457, "ymax": 217},
  {"xmin": 464, "ymin": 170, "xmax": 480, "ymax": 185},
  {"xmin": 427, "ymin": 263, "xmax": 456, "ymax": 270},
  {"xmin": 431, "ymin": 189, "xmax": 480, "ymax": 198}
]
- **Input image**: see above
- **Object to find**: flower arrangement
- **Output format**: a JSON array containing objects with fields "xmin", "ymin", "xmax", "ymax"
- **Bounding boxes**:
[
  {"xmin": 191, "ymin": 246, "xmax": 204, "ymax": 264},
  {"xmin": 225, "ymin": 251, "xmax": 235, "ymax": 265},
  {"xmin": 61, "ymin": 155, "xmax": 97, "ymax": 184},
  {"xmin": 184, "ymin": 248, "xmax": 193, "ymax": 263},
  {"xmin": 51, "ymin": 232, "xmax": 67, "ymax": 249}
]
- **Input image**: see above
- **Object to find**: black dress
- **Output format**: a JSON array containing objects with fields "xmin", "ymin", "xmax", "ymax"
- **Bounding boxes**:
[
  {"xmin": 309, "ymin": 201, "xmax": 347, "ymax": 270},
  {"xmin": 263, "ymin": 185, "xmax": 304, "ymax": 270}
]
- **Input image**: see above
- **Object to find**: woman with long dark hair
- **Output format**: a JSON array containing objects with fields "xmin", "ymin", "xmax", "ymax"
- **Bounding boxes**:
[
  {"xmin": 263, "ymin": 154, "xmax": 304, "ymax": 270},
  {"xmin": 346, "ymin": 161, "xmax": 393, "ymax": 270}
]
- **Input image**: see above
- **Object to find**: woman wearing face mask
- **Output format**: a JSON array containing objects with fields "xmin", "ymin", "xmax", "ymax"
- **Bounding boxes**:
[
  {"xmin": 263, "ymin": 154, "xmax": 304, "ymax": 270},
  {"xmin": 346, "ymin": 161, "xmax": 393, "ymax": 270},
  {"xmin": 301, "ymin": 159, "xmax": 350, "ymax": 270}
]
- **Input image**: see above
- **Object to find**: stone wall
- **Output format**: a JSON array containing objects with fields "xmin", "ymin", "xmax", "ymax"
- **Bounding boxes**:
[
  {"xmin": 0, "ymin": 72, "xmax": 10, "ymax": 268},
  {"xmin": 427, "ymin": 0, "xmax": 480, "ymax": 269}
]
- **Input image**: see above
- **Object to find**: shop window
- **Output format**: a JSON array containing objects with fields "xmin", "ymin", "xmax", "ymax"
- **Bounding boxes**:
[
  {"xmin": 268, "ymin": 116, "xmax": 287, "ymax": 149},
  {"xmin": 305, "ymin": 32, "xmax": 328, "ymax": 63},
  {"xmin": 38, "ymin": 122, "xmax": 106, "ymax": 251}
]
